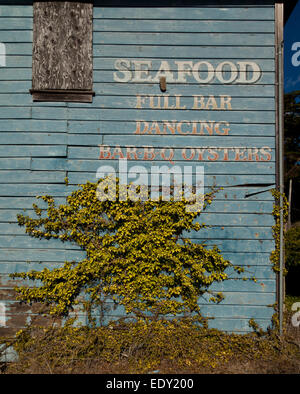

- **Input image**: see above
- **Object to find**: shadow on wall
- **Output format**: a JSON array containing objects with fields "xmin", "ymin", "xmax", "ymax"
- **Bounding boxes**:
[{"xmin": 286, "ymin": 266, "xmax": 300, "ymax": 296}]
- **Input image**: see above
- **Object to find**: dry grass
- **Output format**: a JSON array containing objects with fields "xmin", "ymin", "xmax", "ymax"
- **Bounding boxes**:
[{"xmin": 0, "ymin": 309, "xmax": 299, "ymax": 375}]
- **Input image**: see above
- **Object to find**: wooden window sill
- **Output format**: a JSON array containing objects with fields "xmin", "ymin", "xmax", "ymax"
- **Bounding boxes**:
[{"xmin": 30, "ymin": 89, "xmax": 95, "ymax": 103}]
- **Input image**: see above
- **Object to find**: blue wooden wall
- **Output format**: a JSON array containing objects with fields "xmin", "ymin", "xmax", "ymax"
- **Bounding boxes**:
[{"xmin": 0, "ymin": 2, "xmax": 278, "ymax": 335}]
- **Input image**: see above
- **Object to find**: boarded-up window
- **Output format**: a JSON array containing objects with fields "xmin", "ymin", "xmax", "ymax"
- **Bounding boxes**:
[{"xmin": 30, "ymin": 1, "xmax": 94, "ymax": 102}]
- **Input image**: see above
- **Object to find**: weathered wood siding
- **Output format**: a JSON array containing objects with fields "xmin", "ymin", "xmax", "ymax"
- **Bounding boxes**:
[
  {"xmin": 32, "ymin": 2, "xmax": 93, "ymax": 91},
  {"xmin": 0, "ymin": 2, "xmax": 278, "ymax": 335}
]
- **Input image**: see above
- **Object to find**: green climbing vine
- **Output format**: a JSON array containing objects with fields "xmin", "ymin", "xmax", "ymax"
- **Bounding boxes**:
[
  {"xmin": 10, "ymin": 178, "xmax": 246, "ymax": 323},
  {"xmin": 270, "ymin": 189, "xmax": 289, "ymax": 274}
]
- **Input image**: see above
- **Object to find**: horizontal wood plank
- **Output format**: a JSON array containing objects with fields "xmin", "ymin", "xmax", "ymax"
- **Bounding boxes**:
[
  {"xmin": 0, "ymin": 170, "xmax": 66, "ymax": 184},
  {"xmin": 93, "ymin": 19, "xmax": 275, "ymax": 33},
  {"xmin": 68, "ymin": 170, "xmax": 276, "ymax": 186},
  {"xmin": 67, "ymin": 159, "xmax": 275, "ymax": 174},
  {"xmin": 0, "ymin": 262, "xmax": 275, "ymax": 278},
  {"xmin": 69, "ymin": 145, "xmax": 276, "ymax": 164},
  {"xmin": 0, "ymin": 235, "xmax": 274, "ymax": 253},
  {"xmin": 0, "ymin": 6, "xmax": 33, "ymax": 17},
  {"xmin": 0, "ymin": 209, "xmax": 274, "ymax": 227},
  {"xmin": 0, "ymin": 223, "xmax": 274, "ymax": 240},
  {"xmin": 0, "ymin": 94, "xmax": 276, "ymax": 110},
  {"xmin": 93, "ymin": 7, "xmax": 275, "ymax": 20},
  {"xmin": 93, "ymin": 32, "xmax": 275, "ymax": 46},
  {"xmin": 0, "ymin": 119, "xmax": 67, "ymax": 132},
  {"xmin": 68, "ymin": 120, "xmax": 276, "ymax": 135},
  {"xmin": 94, "ymin": 45, "xmax": 275, "ymax": 59},
  {"xmin": 0, "ymin": 132, "xmax": 66, "ymax": 145},
  {"xmin": 58, "ymin": 108, "xmax": 276, "ymax": 122},
  {"xmin": 0, "ymin": 145, "xmax": 67, "ymax": 157}
]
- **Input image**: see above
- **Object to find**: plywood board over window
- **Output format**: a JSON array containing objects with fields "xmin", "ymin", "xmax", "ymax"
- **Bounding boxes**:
[{"xmin": 30, "ymin": 1, "xmax": 94, "ymax": 102}]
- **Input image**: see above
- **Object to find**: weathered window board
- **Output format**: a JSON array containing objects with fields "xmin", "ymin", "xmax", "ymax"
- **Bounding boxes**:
[{"xmin": 30, "ymin": 1, "xmax": 94, "ymax": 102}]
